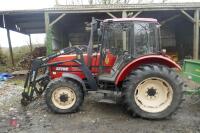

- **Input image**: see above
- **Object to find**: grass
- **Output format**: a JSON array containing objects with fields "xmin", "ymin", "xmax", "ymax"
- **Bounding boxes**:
[
  {"xmin": 7, "ymin": 77, "xmax": 25, "ymax": 86},
  {"xmin": 0, "ymin": 65, "xmax": 10, "ymax": 72}
]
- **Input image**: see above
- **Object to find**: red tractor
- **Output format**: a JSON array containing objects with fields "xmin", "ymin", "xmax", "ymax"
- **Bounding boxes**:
[{"xmin": 22, "ymin": 17, "xmax": 184, "ymax": 119}]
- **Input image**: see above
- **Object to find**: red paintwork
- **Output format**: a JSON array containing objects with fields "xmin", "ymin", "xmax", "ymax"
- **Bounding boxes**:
[
  {"xmin": 48, "ymin": 52, "xmax": 181, "ymax": 87},
  {"xmin": 115, "ymin": 54, "xmax": 181, "ymax": 86},
  {"xmin": 48, "ymin": 52, "xmax": 116, "ymax": 79}
]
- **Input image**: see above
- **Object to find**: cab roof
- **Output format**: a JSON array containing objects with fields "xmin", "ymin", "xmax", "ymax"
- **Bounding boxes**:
[{"xmin": 103, "ymin": 18, "xmax": 158, "ymax": 23}]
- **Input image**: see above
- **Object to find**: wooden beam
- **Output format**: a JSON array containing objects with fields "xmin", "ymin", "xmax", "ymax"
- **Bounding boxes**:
[
  {"xmin": 49, "ymin": 13, "xmax": 66, "ymax": 27},
  {"xmin": 3, "ymin": 14, "xmax": 5, "ymax": 28},
  {"xmin": 180, "ymin": 10, "xmax": 195, "ymax": 23},
  {"xmin": 6, "ymin": 29, "xmax": 14, "ymax": 66},
  {"xmin": 106, "ymin": 12, "xmax": 117, "ymax": 18},
  {"xmin": 122, "ymin": 11, "xmax": 127, "ymax": 51},
  {"xmin": 127, "ymin": 12, "xmax": 134, "ymax": 17},
  {"xmin": 29, "ymin": 34, "xmax": 33, "ymax": 52},
  {"xmin": 44, "ymin": 12, "xmax": 50, "ymax": 33},
  {"xmin": 132, "ymin": 11, "xmax": 142, "ymax": 18},
  {"xmin": 193, "ymin": 9, "xmax": 199, "ymax": 59},
  {"xmin": 160, "ymin": 14, "xmax": 181, "ymax": 26}
]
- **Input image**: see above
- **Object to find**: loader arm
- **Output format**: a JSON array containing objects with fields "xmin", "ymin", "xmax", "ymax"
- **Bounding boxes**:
[{"xmin": 21, "ymin": 46, "xmax": 97, "ymax": 106}]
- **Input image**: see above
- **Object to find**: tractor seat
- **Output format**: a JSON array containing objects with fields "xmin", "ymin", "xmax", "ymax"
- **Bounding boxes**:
[{"xmin": 98, "ymin": 54, "xmax": 129, "ymax": 82}]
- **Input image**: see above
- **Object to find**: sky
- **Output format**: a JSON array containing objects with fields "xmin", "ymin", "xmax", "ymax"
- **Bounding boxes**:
[
  {"xmin": 0, "ymin": 0, "xmax": 55, "ymax": 48},
  {"xmin": 0, "ymin": 0, "xmax": 200, "ymax": 47}
]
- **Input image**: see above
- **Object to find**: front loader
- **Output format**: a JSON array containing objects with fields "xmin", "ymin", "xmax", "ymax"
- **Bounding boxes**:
[{"xmin": 22, "ymin": 17, "xmax": 184, "ymax": 119}]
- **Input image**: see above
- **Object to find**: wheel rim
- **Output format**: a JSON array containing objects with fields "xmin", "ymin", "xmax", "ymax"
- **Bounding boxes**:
[
  {"xmin": 134, "ymin": 77, "xmax": 173, "ymax": 113},
  {"xmin": 52, "ymin": 87, "xmax": 76, "ymax": 109}
]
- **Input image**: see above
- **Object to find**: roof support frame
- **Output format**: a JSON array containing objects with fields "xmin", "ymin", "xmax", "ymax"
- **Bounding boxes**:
[
  {"xmin": 180, "ymin": 10, "xmax": 195, "ymax": 23},
  {"xmin": 106, "ymin": 12, "xmax": 117, "ymax": 18},
  {"xmin": 45, "ymin": 12, "xmax": 49, "ymax": 33},
  {"xmin": 132, "ymin": 11, "xmax": 142, "ymax": 18},
  {"xmin": 28, "ymin": 34, "xmax": 32, "ymax": 52},
  {"xmin": 122, "ymin": 11, "xmax": 127, "ymax": 51},
  {"xmin": 49, "ymin": 13, "xmax": 66, "ymax": 27},
  {"xmin": 2, "ymin": 14, "xmax": 15, "ymax": 66},
  {"xmin": 6, "ymin": 29, "xmax": 14, "ymax": 66},
  {"xmin": 193, "ymin": 9, "xmax": 199, "ymax": 59},
  {"xmin": 160, "ymin": 14, "xmax": 181, "ymax": 26}
]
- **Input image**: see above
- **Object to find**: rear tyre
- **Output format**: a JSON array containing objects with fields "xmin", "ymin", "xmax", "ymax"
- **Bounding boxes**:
[
  {"xmin": 46, "ymin": 78, "xmax": 84, "ymax": 113},
  {"xmin": 122, "ymin": 64, "xmax": 184, "ymax": 119}
]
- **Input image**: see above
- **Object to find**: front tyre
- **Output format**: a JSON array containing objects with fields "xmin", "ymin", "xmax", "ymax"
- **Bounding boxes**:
[
  {"xmin": 46, "ymin": 79, "xmax": 84, "ymax": 113},
  {"xmin": 122, "ymin": 64, "xmax": 184, "ymax": 119}
]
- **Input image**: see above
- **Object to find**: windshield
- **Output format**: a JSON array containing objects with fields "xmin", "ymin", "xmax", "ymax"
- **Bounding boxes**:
[{"xmin": 102, "ymin": 21, "xmax": 159, "ymax": 57}]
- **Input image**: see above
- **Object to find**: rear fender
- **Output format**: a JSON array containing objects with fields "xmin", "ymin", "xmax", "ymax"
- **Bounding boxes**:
[
  {"xmin": 62, "ymin": 73, "xmax": 86, "ymax": 93},
  {"xmin": 115, "ymin": 55, "xmax": 181, "ymax": 86}
]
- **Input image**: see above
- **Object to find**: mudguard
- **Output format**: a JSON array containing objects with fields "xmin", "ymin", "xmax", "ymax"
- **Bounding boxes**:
[
  {"xmin": 62, "ymin": 73, "xmax": 87, "ymax": 92},
  {"xmin": 115, "ymin": 54, "xmax": 181, "ymax": 86}
]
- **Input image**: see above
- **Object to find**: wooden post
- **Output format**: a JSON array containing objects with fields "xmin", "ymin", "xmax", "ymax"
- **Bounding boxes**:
[
  {"xmin": 29, "ymin": 34, "xmax": 33, "ymax": 52},
  {"xmin": 122, "ymin": 11, "xmax": 127, "ymax": 51},
  {"xmin": 44, "ymin": 12, "xmax": 52, "ymax": 54},
  {"xmin": 45, "ymin": 12, "xmax": 50, "ymax": 33},
  {"xmin": 193, "ymin": 9, "xmax": 199, "ymax": 59},
  {"xmin": 181, "ymin": 10, "xmax": 195, "ymax": 23},
  {"xmin": 6, "ymin": 29, "xmax": 14, "ymax": 66}
]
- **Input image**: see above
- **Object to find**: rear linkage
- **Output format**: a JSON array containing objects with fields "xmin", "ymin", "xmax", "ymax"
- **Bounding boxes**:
[{"xmin": 21, "ymin": 46, "xmax": 87, "ymax": 106}]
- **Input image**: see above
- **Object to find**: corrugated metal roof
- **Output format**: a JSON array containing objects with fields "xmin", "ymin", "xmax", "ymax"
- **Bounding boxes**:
[
  {"xmin": 0, "ymin": 9, "xmax": 44, "ymax": 15},
  {"xmin": 46, "ymin": 3, "xmax": 200, "ymax": 12},
  {"xmin": 0, "ymin": 2, "xmax": 200, "ymax": 14}
]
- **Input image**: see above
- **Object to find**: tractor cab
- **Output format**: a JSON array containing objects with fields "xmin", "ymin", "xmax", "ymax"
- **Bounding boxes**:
[{"xmin": 97, "ymin": 18, "xmax": 160, "ymax": 82}]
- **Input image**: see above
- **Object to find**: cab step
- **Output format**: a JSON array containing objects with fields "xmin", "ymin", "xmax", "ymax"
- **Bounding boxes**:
[
  {"xmin": 98, "ymin": 99, "xmax": 116, "ymax": 104},
  {"xmin": 96, "ymin": 90, "xmax": 114, "ymax": 94}
]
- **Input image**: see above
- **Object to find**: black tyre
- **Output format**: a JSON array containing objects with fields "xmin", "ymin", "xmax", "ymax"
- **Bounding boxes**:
[
  {"xmin": 122, "ymin": 64, "xmax": 184, "ymax": 119},
  {"xmin": 46, "ymin": 78, "xmax": 84, "ymax": 113}
]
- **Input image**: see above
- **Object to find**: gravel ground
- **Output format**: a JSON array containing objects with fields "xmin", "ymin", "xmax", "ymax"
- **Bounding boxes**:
[{"xmin": 0, "ymin": 76, "xmax": 200, "ymax": 133}]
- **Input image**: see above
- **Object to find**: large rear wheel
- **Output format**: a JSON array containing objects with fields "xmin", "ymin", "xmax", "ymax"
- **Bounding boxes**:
[
  {"xmin": 46, "ymin": 79, "xmax": 84, "ymax": 113},
  {"xmin": 122, "ymin": 64, "xmax": 184, "ymax": 119}
]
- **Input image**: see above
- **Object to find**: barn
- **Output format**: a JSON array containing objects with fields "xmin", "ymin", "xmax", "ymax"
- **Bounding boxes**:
[{"xmin": 0, "ymin": 3, "xmax": 200, "ymax": 65}]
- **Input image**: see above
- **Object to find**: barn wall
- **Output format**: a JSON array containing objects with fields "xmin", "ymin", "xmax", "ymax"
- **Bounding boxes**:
[
  {"xmin": 51, "ymin": 24, "xmax": 69, "ymax": 51},
  {"xmin": 158, "ymin": 19, "xmax": 194, "ymax": 61},
  {"xmin": 175, "ymin": 20, "xmax": 194, "ymax": 60}
]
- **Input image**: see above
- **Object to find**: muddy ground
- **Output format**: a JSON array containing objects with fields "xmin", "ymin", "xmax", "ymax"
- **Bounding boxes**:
[{"xmin": 0, "ymin": 76, "xmax": 200, "ymax": 133}]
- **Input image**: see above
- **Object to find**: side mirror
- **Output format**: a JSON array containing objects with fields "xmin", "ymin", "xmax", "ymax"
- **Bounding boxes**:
[{"xmin": 97, "ymin": 28, "xmax": 102, "ymax": 36}]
